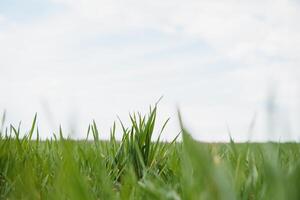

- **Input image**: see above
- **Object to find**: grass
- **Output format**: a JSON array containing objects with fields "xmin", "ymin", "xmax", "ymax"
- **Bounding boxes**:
[{"xmin": 1, "ymin": 105, "xmax": 300, "ymax": 199}]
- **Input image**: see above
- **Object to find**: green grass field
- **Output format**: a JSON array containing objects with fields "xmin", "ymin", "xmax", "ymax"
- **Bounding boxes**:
[{"xmin": 1, "ymin": 106, "xmax": 300, "ymax": 199}]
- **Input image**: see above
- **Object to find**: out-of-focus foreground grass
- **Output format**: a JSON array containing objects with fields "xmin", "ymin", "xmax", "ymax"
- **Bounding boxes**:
[{"xmin": 1, "ymin": 106, "xmax": 300, "ymax": 200}]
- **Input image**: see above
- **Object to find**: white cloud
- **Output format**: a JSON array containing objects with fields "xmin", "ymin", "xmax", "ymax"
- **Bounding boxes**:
[
  {"xmin": 0, "ymin": 15, "xmax": 5, "ymax": 22},
  {"xmin": 0, "ymin": 0, "xmax": 299, "ymax": 141}
]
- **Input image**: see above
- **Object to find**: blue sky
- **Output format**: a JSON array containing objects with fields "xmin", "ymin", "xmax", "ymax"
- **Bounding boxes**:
[
  {"xmin": 0, "ymin": 0, "xmax": 63, "ymax": 21},
  {"xmin": 0, "ymin": 0, "xmax": 299, "ymax": 141}
]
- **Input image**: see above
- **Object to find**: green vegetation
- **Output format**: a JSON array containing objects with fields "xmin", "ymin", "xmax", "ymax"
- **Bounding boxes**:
[{"xmin": 1, "ymin": 106, "xmax": 300, "ymax": 199}]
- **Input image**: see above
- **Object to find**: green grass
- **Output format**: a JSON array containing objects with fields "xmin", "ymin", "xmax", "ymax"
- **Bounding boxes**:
[{"xmin": 1, "ymin": 106, "xmax": 300, "ymax": 199}]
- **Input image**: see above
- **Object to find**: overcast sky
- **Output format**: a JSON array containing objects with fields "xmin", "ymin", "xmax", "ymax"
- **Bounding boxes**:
[{"xmin": 0, "ymin": 0, "xmax": 299, "ymax": 141}]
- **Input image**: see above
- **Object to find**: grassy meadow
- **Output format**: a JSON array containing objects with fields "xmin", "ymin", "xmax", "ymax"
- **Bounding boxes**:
[{"xmin": 1, "ymin": 106, "xmax": 300, "ymax": 199}]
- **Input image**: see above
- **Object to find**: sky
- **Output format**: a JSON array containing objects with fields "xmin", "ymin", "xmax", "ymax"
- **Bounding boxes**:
[{"xmin": 0, "ymin": 0, "xmax": 300, "ymax": 141}]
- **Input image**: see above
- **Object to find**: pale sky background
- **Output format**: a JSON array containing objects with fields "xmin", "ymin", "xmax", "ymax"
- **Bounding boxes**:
[{"xmin": 0, "ymin": 0, "xmax": 300, "ymax": 141}]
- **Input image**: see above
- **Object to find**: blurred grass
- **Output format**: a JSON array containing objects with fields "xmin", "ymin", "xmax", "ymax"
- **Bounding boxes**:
[{"xmin": 1, "ymin": 106, "xmax": 300, "ymax": 199}]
